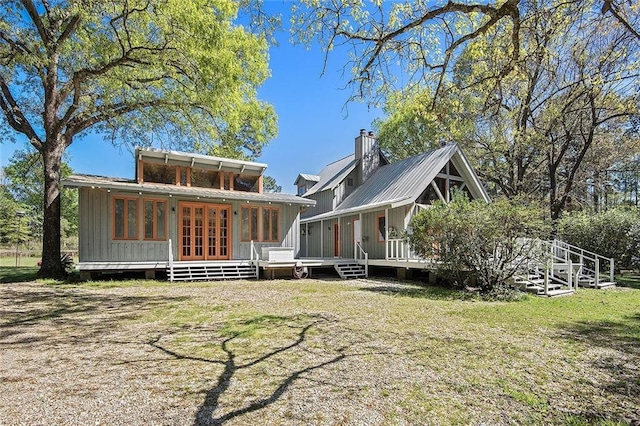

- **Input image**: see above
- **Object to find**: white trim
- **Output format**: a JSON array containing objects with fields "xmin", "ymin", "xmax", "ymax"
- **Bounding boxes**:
[{"xmin": 301, "ymin": 196, "xmax": 412, "ymax": 223}]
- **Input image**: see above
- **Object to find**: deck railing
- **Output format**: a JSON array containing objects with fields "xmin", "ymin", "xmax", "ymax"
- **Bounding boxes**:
[
  {"xmin": 386, "ymin": 238, "xmax": 421, "ymax": 261},
  {"xmin": 551, "ymin": 239, "xmax": 615, "ymax": 284}
]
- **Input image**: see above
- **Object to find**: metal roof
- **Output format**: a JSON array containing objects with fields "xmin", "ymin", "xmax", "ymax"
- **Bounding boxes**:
[
  {"xmin": 302, "ymin": 143, "xmax": 490, "ymax": 220},
  {"xmin": 62, "ymin": 174, "xmax": 314, "ymax": 206},
  {"xmin": 136, "ymin": 147, "xmax": 267, "ymax": 176},
  {"xmin": 303, "ymin": 154, "xmax": 359, "ymax": 197},
  {"xmin": 293, "ymin": 173, "xmax": 320, "ymax": 186}
]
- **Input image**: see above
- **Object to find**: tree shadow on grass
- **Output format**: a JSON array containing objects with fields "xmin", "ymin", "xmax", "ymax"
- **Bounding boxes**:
[
  {"xmin": 0, "ymin": 284, "xmax": 188, "ymax": 345},
  {"xmin": 358, "ymin": 279, "xmax": 470, "ymax": 301},
  {"xmin": 556, "ymin": 313, "xmax": 640, "ymax": 424},
  {"xmin": 149, "ymin": 314, "xmax": 386, "ymax": 425},
  {"xmin": 0, "ymin": 266, "xmax": 39, "ymax": 283}
]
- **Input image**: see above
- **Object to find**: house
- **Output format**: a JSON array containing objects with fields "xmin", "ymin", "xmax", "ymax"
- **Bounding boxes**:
[
  {"xmin": 62, "ymin": 148, "xmax": 314, "ymax": 280},
  {"xmin": 295, "ymin": 129, "xmax": 490, "ymax": 278}
]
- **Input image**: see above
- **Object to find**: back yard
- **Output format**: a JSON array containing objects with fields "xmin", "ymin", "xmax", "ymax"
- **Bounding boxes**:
[{"xmin": 1, "ymin": 277, "xmax": 639, "ymax": 425}]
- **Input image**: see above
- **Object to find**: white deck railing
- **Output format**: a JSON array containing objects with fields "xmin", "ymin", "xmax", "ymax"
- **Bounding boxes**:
[
  {"xmin": 386, "ymin": 238, "xmax": 421, "ymax": 261},
  {"xmin": 550, "ymin": 239, "xmax": 615, "ymax": 284}
]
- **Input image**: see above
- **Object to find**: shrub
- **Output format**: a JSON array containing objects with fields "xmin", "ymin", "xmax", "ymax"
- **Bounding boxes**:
[
  {"xmin": 409, "ymin": 195, "xmax": 550, "ymax": 294},
  {"xmin": 558, "ymin": 207, "xmax": 640, "ymax": 270}
]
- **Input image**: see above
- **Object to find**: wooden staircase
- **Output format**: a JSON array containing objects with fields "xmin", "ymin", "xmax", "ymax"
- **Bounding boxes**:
[
  {"xmin": 513, "ymin": 239, "xmax": 616, "ymax": 297},
  {"xmin": 334, "ymin": 262, "xmax": 367, "ymax": 279},
  {"xmin": 513, "ymin": 270, "xmax": 572, "ymax": 297},
  {"xmin": 168, "ymin": 261, "xmax": 257, "ymax": 281}
]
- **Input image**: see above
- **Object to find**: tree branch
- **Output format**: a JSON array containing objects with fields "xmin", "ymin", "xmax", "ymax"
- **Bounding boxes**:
[{"xmin": 0, "ymin": 75, "xmax": 42, "ymax": 149}]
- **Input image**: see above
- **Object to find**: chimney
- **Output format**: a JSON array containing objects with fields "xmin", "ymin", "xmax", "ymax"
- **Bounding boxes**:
[{"xmin": 355, "ymin": 129, "xmax": 380, "ymax": 185}]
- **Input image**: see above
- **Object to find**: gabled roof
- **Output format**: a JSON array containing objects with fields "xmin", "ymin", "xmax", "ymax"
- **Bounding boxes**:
[
  {"xmin": 302, "ymin": 154, "xmax": 359, "ymax": 197},
  {"xmin": 301, "ymin": 143, "xmax": 489, "ymax": 222},
  {"xmin": 63, "ymin": 174, "xmax": 314, "ymax": 206},
  {"xmin": 294, "ymin": 173, "xmax": 320, "ymax": 186}
]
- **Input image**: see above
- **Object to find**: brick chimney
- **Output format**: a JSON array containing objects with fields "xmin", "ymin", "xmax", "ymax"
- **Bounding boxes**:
[{"xmin": 355, "ymin": 129, "xmax": 380, "ymax": 185}]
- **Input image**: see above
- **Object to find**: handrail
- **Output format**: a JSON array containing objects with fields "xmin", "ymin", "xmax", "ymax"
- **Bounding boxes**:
[
  {"xmin": 168, "ymin": 239, "xmax": 174, "ymax": 282},
  {"xmin": 524, "ymin": 237, "xmax": 615, "ymax": 284},
  {"xmin": 250, "ymin": 240, "xmax": 260, "ymax": 279},
  {"xmin": 355, "ymin": 241, "xmax": 369, "ymax": 277}
]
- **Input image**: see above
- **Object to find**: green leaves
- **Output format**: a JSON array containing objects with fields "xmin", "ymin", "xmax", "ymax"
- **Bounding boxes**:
[{"xmin": 409, "ymin": 196, "xmax": 550, "ymax": 292}]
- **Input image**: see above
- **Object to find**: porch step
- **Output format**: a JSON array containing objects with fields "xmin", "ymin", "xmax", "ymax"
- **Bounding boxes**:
[
  {"xmin": 334, "ymin": 262, "xmax": 366, "ymax": 279},
  {"xmin": 578, "ymin": 279, "xmax": 616, "ymax": 289},
  {"xmin": 539, "ymin": 289, "xmax": 575, "ymax": 298},
  {"xmin": 168, "ymin": 261, "xmax": 257, "ymax": 281}
]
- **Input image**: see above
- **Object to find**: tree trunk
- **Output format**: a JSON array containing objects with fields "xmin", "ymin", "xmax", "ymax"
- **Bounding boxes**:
[{"xmin": 38, "ymin": 140, "xmax": 66, "ymax": 278}]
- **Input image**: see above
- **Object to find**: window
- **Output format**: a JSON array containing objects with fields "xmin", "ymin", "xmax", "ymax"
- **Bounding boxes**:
[
  {"xmin": 347, "ymin": 177, "xmax": 354, "ymax": 187},
  {"xmin": 191, "ymin": 169, "xmax": 220, "ymax": 189},
  {"xmin": 142, "ymin": 162, "xmax": 176, "ymax": 184},
  {"xmin": 143, "ymin": 199, "xmax": 167, "ymax": 240},
  {"xmin": 241, "ymin": 206, "xmax": 259, "ymax": 241},
  {"xmin": 235, "ymin": 174, "xmax": 260, "ymax": 192},
  {"xmin": 263, "ymin": 207, "xmax": 279, "ymax": 242},
  {"xmin": 377, "ymin": 214, "xmax": 386, "ymax": 242},
  {"xmin": 113, "ymin": 196, "xmax": 138, "ymax": 240}
]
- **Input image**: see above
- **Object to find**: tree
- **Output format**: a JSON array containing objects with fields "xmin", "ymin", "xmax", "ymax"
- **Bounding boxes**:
[
  {"xmin": 3, "ymin": 147, "xmax": 78, "ymax": 241},
  {"xmin": 0, "ymin": 186, "xmax": 31, "ymax": 246},
  {"xmin": 0, "ymin": 0, "xmax": 276, "ymax": 277},
  {"xmin": 263, "ymin": 175, "xmax": 282, "ymax": 193},
  {"xmin": 409, "ymin": 195, "xmax": 550, "ymax": 295},
  {"xmin": 374, "ymin": 0, "xmax": 639, "ymax": 219},
  {"xmin": 292, "ymin": 0, "xmax": 639, "ymax": 105}
]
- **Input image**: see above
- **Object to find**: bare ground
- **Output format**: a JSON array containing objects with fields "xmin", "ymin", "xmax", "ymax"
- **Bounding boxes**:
[{"xmin": 1, "ymin": 279, "xmax": 639, "ymax": 425}]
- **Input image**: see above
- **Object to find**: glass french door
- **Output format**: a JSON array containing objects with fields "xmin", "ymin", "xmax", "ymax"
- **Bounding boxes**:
[{"xmin": 179, "ymin": 202, "xmax": 231, "ymax": 260}]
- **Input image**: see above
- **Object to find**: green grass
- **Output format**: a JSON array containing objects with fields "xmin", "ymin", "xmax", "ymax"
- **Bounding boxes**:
[
  {"xmin": 0, "ymin": 256, "xmax": 40, "ymax": 268},
  {"xmin": 2, "ymin": 278, "xmax": 639, "ymax": 425}
]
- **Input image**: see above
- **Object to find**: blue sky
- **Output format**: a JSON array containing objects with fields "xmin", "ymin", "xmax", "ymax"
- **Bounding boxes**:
[{"xmin": 0, "ymin": 2, "xmax": 384, "ymax": 194}]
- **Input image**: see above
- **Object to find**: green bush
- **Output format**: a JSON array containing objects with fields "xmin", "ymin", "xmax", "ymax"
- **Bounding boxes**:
[
  {"xmin": 409, "ymin": 195, "xmax": 550, "ymax": 295},
  {"xmin": 558, "ymin": 207, "xmax": 640, "ymax": 270}
]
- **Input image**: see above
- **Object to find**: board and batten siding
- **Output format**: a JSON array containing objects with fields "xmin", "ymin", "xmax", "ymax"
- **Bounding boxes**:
[
  {"xmin": 77, "ymin": 187, "xmax": 302, "ymax": 262},
  {"xmin": 301, "ymin": 206, "xmax": 411, "ymax": 260},
  {"xmin": 301, "ymin": 190, "xmax": 333, "ymax": 219},
  {"xmin": 78, "ymin": 188, "xmax": 172, "ymax": 262}
]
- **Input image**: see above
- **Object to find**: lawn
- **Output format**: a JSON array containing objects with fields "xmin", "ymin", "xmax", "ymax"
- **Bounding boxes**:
[{"xmin": 1, "ymin": 278, "xmax": 639, "ymax": 425}]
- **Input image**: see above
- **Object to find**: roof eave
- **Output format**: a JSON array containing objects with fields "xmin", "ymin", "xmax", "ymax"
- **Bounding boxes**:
[
  {"xmin": 301, "ymin": 196, "xmax": 413, "ymax": 223},
  {"xmin": 62, "ymin": 177, "xmax": 315, "ymax": 206}
]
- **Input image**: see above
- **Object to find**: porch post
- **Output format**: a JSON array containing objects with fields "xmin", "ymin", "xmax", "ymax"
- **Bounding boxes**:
[
  {"xmin": 385, "ymin": 208, "xmax": 389, "ymax": 260},
  {"xmin": 305, "ymin": 222, "xmax": 308, "ymax": 258},
  {"xmin": 320, "ymin": 219, "xmax": 324, "ymax": 258}
]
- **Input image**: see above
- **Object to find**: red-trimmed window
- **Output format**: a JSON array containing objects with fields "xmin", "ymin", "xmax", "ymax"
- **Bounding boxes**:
[
  {"xmin": 113, "ymin": 196, "xmax": 138, "ymax": 240},
  {"xmin": 262, "ymin": 207, "xmax": 279, "ymax": 242},
  {"xmin": 143, "ymin": 199, "xmax": 167, "ymax": 240},
  {"xmin": 241, "ymin": 206, "xmax": 259, "ymax": 241}
]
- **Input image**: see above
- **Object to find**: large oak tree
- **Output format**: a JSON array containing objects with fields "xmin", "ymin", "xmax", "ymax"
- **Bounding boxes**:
[{"xmin": 0, "ymin": 0, "xmax": 276, "ymax": 277}]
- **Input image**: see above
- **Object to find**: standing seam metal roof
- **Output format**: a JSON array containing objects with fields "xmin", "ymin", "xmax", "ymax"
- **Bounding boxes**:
[
  {"xmin": 332, "ymin": 144, "xmax": 455, "ymax": 211},
  {"xmin": 302, "ymin": 154, "xmax": 358, "ymax": 197}
]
